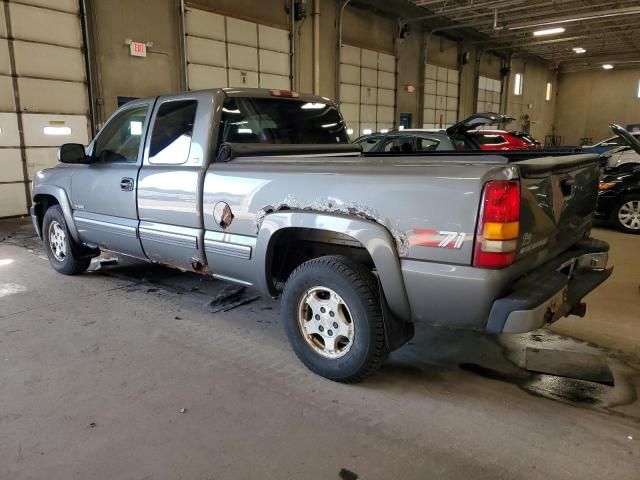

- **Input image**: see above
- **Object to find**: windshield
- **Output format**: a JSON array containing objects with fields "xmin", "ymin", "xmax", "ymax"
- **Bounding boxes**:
[{"xmin": 220, "ymin": 97, "xmax": 349, "ymax": 144}]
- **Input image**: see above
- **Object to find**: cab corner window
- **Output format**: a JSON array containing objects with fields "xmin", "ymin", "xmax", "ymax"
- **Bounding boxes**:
[
  {"xmin": 94, "ymin": 105, "xmax": 148, "ymax": 163},
  {"xmin": 149, "ymin": 100, "xmax": 198, "ymax": 165}
]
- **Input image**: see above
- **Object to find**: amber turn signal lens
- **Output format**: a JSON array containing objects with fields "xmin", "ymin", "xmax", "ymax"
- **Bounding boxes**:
[{"xmin": 483, "ymin": 221, "xmax": 519, "ymax": 240}]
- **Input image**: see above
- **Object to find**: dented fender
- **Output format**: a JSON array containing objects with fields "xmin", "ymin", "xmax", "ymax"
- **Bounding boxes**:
[{"xmin": 255, "ymin": 211, "xmax": 412, "ymax": 322}]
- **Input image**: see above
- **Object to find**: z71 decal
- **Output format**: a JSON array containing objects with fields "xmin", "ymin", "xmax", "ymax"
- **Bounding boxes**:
[{"xmin": 410, "ymin": 229, "xmax": 466, "ymax": 249}]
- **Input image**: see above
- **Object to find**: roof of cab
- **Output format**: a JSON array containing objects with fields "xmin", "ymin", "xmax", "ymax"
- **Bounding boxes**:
[{"xmin": 120, "ymin": 88, "xmax": 336, "ymax": 110}]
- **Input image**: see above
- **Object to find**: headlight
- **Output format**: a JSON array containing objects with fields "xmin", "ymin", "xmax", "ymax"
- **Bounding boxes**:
[{"xmin": 598, "ymin": 181, "xmax": 618, "ymax": 190}]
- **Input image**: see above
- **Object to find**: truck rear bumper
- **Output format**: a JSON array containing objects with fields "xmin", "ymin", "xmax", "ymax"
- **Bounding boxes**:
[{"xmin": 486, "ymin": 238, "xmax": 612, "ymax": 334}]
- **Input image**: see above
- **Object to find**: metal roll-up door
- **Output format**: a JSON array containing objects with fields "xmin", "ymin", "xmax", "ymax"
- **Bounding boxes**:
[
  {"xmin": 340, "ymin": 44, "xmax": 396, "ymax": 138},
  {"xmin": 184, "ymin": 7, "xmax": 290, "ymax": 92},
  {"xmin": 0, "ymin": 0, "xmax": 90, "ymax": 218},
  {"xmin": 423, "ymin": 63, "xmax": 459, "ymax": 129},
  {"xmin": 477, "ymin": 76, "xmax": 502, "ymax": 114}
]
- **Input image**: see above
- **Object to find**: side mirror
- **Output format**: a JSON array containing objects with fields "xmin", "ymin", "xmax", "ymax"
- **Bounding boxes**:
[{"xmin": 58, "ymin": 143, "xmax": 89, "ymax": 164}]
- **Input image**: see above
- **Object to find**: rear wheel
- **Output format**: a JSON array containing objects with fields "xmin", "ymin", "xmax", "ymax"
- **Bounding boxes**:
[
  {"xmin": 281, "ymin": 255, "xmax": 387, "ymax": 383},
  {"xmin": 43, "ymin": 205, "xmax": 92, "ymax": 275},
  {"xmin": 612, "ymin": 195, "xmax": 640, "ymax": 234}
]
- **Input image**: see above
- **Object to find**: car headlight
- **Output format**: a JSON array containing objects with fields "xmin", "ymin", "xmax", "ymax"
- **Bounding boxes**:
[{"xmin": 598, "ymin": 181, "xmax": 618, "ymax": 190}]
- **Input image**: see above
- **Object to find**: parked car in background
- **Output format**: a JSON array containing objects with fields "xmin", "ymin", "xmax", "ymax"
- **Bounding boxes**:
[
  {"xmin": 512, "ymin": 132, "xmax": 543, "ymax": 149},
  {"xmin": 354, "ymin": 112, "xmax": 515, "ymax": 152},
  {"xmin": 467, "ymin": 129, "xmax": 542, "ymax": 150},
  {"xmin": 354, "ymin": 130, "xmax": 455, "ymax": 153},
  {"xmin": 585, "ymin": 131, "xmax": 640, "ymax": 154},
  {"xmin": 597, "ymin": 124, "xmax": 640, "ymax": 234}
]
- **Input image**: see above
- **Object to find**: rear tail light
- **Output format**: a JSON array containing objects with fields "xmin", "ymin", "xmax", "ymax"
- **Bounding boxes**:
[{"xmin": 473, "ymin": 179, "xmax": 520, "ymax": 268}]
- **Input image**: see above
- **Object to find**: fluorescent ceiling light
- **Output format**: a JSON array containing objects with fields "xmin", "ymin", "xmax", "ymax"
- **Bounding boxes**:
[
  {"xmin": 346, "ymin": 128, "xmax": 354, "ymax": 136},
  {"xmin": 602, "ymin": 64, "xmax": 614, "ymax": 70},
  {"xmin": 533, "ymin": 27, "xmax": 565, "ymax": 36},
  {"xmin": 380, "ymin": 128, "xmax": 389, "ymax": 133},
  {"xmin": 238, "ymin": 128, "xmax": 253, "ymax": 133},
  {"xmin": 572, "ymin": 47, "xmax": 586, "ymax": 54},
  {"xmin": 43, "ymin": 126, "xmax": 72, "ymax": 136},
  {"xmin": 362, "ymin": 128, "xmax": 373, "ymax": 135}
]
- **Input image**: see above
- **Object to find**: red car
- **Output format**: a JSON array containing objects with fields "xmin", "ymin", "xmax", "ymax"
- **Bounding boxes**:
[{"xmin": 467, "ymin": 129, "xmax": 542, "ymax": 150}]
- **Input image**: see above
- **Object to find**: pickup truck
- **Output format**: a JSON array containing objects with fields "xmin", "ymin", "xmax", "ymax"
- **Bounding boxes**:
[{"xmin": 31, "ymin": 88, "xmax": 612, "ymax": 382}]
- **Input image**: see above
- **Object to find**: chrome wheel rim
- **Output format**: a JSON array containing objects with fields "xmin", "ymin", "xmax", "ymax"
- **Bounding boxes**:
[
  {"xmin": 48, "ymin": 220, "xmax": 67, "ymax": 262},
  {"xmin": 297, "ymin": 286, "xmax": 355, "ymax": 359},
  {"xmin": 618, "ymin": 200, "xmax": 640, "ymax": 230}
]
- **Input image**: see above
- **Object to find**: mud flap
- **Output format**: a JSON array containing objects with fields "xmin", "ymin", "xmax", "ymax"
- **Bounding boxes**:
[{"xmin": 378, "ymin": 281, "xmax": 415, "ymax": 352}]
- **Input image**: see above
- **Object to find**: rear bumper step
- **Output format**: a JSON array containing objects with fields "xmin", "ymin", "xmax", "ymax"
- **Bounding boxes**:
[{"xmin": 486, "ymin": 238, "xmax": 612, "ymax": 334}]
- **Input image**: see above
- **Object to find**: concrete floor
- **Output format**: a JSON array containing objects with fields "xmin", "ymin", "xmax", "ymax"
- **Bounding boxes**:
[{"xmin": 0, "ymin": 218, "xmax": 639, "ymax": 479}]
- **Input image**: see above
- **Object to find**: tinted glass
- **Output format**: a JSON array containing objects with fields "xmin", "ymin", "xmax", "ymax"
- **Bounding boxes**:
[
  {"xmin": 383, "ymin": 136, "xmax": 415, "ymax": 153},
  {"xmin": 475, "ymin": 134, "xmax": 506, "ymax": 145},
  {"xmin": 220, "ymin": 97, "xmax": 348, "ymax": 144},
  {"xmin": 94, "ymin": 106, "xmax": 148, "ymax": 163},
  {"xmin": 355, "ymin": 135, "xmax": 383, "ymax": 152},
  {"xmin": 149, "ymin": 100, "xmax": 198, "ymax": 164},
  {"xmin": 416, "ymin": 137, "xmax": 441, "ymax": 151}
]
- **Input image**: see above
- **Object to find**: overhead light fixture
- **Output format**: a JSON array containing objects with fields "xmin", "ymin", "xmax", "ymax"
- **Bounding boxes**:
[
  {"xmin": 572, "ymin": 47, "xmax": 586, "ymax": 54},
  {"xmin": 602, "ymin": 64, "xmax": 614, "ymax": 70},
  {"xmin": 533, "ymin": 27, "xmax": 565, "ymax": 36}
]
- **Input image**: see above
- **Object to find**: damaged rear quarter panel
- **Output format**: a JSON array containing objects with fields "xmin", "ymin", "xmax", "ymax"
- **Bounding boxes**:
[{"xmin": 202, "ymin": 158, "xmax": 501, "ymax": 265}]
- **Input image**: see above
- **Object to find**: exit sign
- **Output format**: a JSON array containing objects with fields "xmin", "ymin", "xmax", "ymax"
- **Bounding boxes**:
[{"xmin": 129, "ymin": 41, "xmax": 147, "ymax": 57}]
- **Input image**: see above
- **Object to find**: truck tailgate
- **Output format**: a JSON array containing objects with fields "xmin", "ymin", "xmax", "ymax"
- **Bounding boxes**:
[{"xmin": 515, "ymin": 153, "xmax": 600, "ymax": 263}]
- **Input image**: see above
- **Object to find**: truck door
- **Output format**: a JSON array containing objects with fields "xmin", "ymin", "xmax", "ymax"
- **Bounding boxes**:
[
  {"xmin": 136, "ymin": 91, "xmax": 214, "ymax": 270},
  {"xmin": 70, "ymin": 99, "xmax": 155, "ymax": 258}
]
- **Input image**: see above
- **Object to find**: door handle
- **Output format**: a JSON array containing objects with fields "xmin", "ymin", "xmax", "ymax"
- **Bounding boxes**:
[{"xmin": 120, "ymin": 177, "xmax": 134, "ymax": 191}]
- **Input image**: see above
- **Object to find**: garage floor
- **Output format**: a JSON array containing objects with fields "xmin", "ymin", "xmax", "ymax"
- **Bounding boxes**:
[{"xmin": 1, "ymin": 218, "xmax": 638, "ymax": 479}]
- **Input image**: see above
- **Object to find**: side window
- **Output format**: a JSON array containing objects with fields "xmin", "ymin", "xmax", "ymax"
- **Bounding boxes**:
[
  {"xmin": 383, "ymin": 136, "xmax": 414, "ymax": 153},
  {"xmin": 149, "ymin": 100, "xmax": 198, "ymax": 165},
  {"xmin": 356, "ymin": 135, "xmax": 382, "ymax": 152},
  {"xmin": 476, "ymin": 134, "xmax": 506, "ymax": 145},
  {"xmin": 94, "ymin": 106, "xmax": 148, "ymax": 163},
  {"xmin": 416, "ymin": 137, "xmax": 440, "ymax": 151}
]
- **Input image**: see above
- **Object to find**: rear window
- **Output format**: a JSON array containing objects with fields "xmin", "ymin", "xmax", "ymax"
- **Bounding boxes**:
[
  {"xmin": 475, "ymin": 134, "xmax": 507, "ymax": 145},
  {"xmin": 220, "ymin": 97, "xmax": 349, "ymax": 144}
]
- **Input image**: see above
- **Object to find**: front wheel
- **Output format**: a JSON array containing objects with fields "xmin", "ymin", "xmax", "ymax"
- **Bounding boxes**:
[
  {"xmin": 281, "ymin": 255, "xmax": 387, "ymax": 383},
  {"xmin": 43, "ymin": 205, "xmax": 92, "ymax": 275},
  {"xmin": 612, "ymin": 195, "xmax": 640, "ymax": 234}
]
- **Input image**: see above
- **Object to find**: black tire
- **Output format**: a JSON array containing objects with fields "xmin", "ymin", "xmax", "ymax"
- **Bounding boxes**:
[
  {"xmin": 611, "ymin": 195, "xmax": 640, "ymax": 234},
  {"xmin": 42, "ymin": 205, "xmax": 92, "ymax": 275},
  {"xmin": 281, "ymin": 255, "xmax": 387, "ymax": 383}
]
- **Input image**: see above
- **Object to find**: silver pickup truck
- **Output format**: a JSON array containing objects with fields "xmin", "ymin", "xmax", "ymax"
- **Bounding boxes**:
[{"xmin": 31, "ymin": 88, "xmax": 612, "ymax": 382}]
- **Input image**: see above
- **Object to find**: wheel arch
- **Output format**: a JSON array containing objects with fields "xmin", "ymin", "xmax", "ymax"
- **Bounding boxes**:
[
  {"xmin": 255, "ymin": 211, "xmax": 412, "ymax": 321},
  {"xmin": 32, "ymin": 185, "xmax": 80, "ymax": 242}
]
